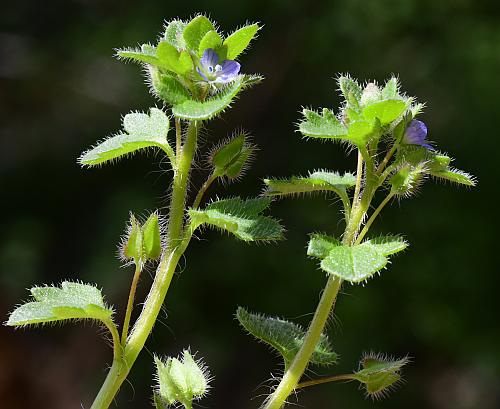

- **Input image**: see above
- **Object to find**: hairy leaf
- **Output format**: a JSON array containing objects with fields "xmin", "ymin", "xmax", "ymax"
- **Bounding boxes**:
[
  {"xmin": 362, "ymin": 99, "xmax": 407, "ymax": 126},
  {"xmin": 151, "ymin": 71, "xmax": 191, "ymax": 105},
  {"xmin": 299, "ymin": 108, "xmax": 348, "ymax": 140},
  {"xmin": 156, "ymin": 41, "xmax": 193, "ymax": 75},
  {"xmin": 318, "ymin": 236, "xmax": 407, "ymax": 283},
  {"xmin": 172, "ymin": 76, "xmax": 246, "ymax": 120},
  {"xmin": 223, "ymin": 24, "xmax": 260, "ymax": 60},
  {"xmin": 189, "ymin": 197, "xmax": 283, "ymax": 242},
  {"xmin": 79, "ymin": 108, "xmax": 173, "ymax": 166},
  {"xmin": 198, "ymin": 30, "xmax": 223, "ymax": 55},
  {"xmin": 338, "ymin": 75, "xmax": 362, "ymax": 109},
  {"xmin": 183, "ymin": 15, "xmax": 215, "ymax": 51},
  {"xmin": 7, "ymin": 282, "xmax": 113, "ymax": 326},
  {"xmin": 163, "ymin": 20, "xmax": 186, "ymax": 49},
  {"xmin": 264, "ymin": 170, "xmax": 355, "ymax": 198},
  {"xmin": 237, "ymin": 307, "xmax": 338, "ymax": 367}
]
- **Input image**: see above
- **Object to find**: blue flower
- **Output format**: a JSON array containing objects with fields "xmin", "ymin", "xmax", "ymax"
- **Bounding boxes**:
[
  {"xmin": 197, "ymin": 49, "xmax": 240, "ymax": 84},
  {"xmin": 402, "ymin": 119, "xmax": 433, "ymax": 150}
]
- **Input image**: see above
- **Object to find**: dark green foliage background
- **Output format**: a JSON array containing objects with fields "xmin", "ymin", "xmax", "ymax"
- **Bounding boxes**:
[{"xmin": 0, "ymin": 1, "xmax": 498, "ymax": 408}]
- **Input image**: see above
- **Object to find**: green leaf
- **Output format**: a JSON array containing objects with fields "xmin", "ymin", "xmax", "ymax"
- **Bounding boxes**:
[
  {"xmin": 163, "ymin": 20, "xmax": 186, "ymax": 49},
  {"xmin": 155, "ymin": 351, "xmax": 209, "ymax": 406},
  {"xmin": 318, "ymin": 236, "xmax": 407, "ymax": 283},
  {"xmin": 153, "ymin": 392, "xmax": 168, "ymax": 409},
  {"xmin": 264, "ymin": 170, "xmax": 355, "ymax": 198},
  {"xmin": 79, "ymin": 108, "xmax": 173, "ymax": 167},
  {"xmin": 156, "ymin": 41, "xmax": 193, "ymax": 75},
  {"xmin": 353, "ymin": 353, "xmax": 409, "ymax": 399},
  {"xmin": 172, "ymin": 76, "xmax": 245, "ymax": 120},
  {"xmin": 381, "ymin": 77, "xmax": 400, "ymax": 100},
  {"xmin": 142, "ymin": 212, "xmax": 162, "ymax": 260},
  {"xmin": 237, "ymin": 307, "xmax": 338, "ymax": 368},
  {"xmin": 299, "ymin": 108, "xmax": 348, "ymax": 140},
  {"xmin": 7, "ymin": 281, "xmax": 113, "ymax": 326},
  {"xmin": 198, "ymin": 30, "xmax": 223, "ymax": 56},
  {"xmin": 189, "ymin": 197, "xmax": 284, "ymax": 242},
  {"xmin": 365, "ymin": 235, "xmax": 408, "ymax": 256},
  {"xmin": 429, "ymin": 167, "xmax": 476, "ymax": 186},
  {"xmin": 116, "ymin": 46, "xmax": 159, "ymax": 66},
  {"xmin": 212, "ymin": 134, "xmax": 245, "ymax": 169},
  {"xmin": 362, "ymin": 99, "xmax": 407, "ymax": 126},
  {"xmin": 151, "ymin": 71, "xmax": 191, "ymax": 105},
  {"xmin": 223, "ymin": 23, "xmax": 260, "ymax": 60},
  {"xmin": 183, "ymin": 15, "xmax": 215, "ymax": 51},
  {"xmin": 338, "ymin": 75, "xmax": 362, "ymax": 109},
  {"xmin": 307, "ymin": 233, "xmax": 341, "ymax": 259},
  {"xmin": 347, "ymin": 118, "xmax": 381, "ymax": 145}
]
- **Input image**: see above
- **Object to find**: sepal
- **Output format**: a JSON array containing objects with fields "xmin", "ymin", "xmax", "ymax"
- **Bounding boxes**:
[
  {"xmin": 353, "ymin": 353, "xmax": 409, "ymax": 399},
  {"xmin": 209, "ymin": 131, "xmax": 256, "ymax": 180},
  {"xmin": 121, "ymin": 212, "xmax": 163, "ymax": 265},
  {"xmin": 154, "ymin": 350, "xmax": 210, "ymax": 407}
]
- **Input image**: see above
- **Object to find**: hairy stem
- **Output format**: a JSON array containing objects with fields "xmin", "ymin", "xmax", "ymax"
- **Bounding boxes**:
[
  {"xmin": 297, "ymin": 373, "xmax": 356, "ymax": 389},
  {"xmin": 192, "ymin": 172, "xmax": 217, "ymax": 209},
  {"xmin": 263, "ymin": 277, "xmax": 342, "ymax": 409},
  {"xmin": 90, "ymin": 121, "xmax": 199, "ymax": 409},
  {"xmin": 353, "ymin": 151, "xmax": 364, "ymax": 207},
  {"xmin": 121, "ymin": 263, "xmax": 142, "ymax": 345},
  {"xmin": 263, "ymin": 156, "xmax": 377, "ymax": 409},
  {"xmin": 355, "ymin": 192, "xmax": 394, "ymax": 244}
]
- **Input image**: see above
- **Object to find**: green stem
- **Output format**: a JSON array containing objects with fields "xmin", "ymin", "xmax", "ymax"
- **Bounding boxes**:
[
  {"xmin": 263, "ymin": 277, "xmax": 342, "ymax": 409},
  {"xmin": 121, "ymin": 263, "xmax": 142, "ymax": 345},
  {"xmin": 353, "ymin": 151, "xmax": 364, "ymax": 208},
  {"xmin": 264, "ymin": 153, "xmax": 377, "ymax": 409},
  {"xmin": 296, "ymin": 373, "xmax": 356, "ymax": 389},
  {"xmin": 192, "ymin": 172, "xmax": 217, "ymax": 209},
  {"xmin": 355, "ymin": 192, "xmax": 395, "ymax": 245},
  {"xmin": 90, "ymin": 121, "xmax": 199, "ymax": 409}
]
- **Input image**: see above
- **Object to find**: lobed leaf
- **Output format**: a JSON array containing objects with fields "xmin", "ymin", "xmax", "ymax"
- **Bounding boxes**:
[
  {"xmin": 172, "ymin": 76, "xmax": 246, "ymax": 120},
  {"xmin": 236, "ymin": 307, "xmax": 338, "ymax": 367},
  {"xmin": 264, "ymin": 170, "xmax": 355, "ymax": 198},
  {"xmin": 79, "ymin": 108, "xmax": 173, "ymax": 166},
  {"xmin": 7, "ymin": 281, "xmax": 113, "ymax": 326},
  {"xmin": 189, "ymin": 197, "xmax": 283, "ymax": 242},
  {"xmin": 299, "ymin": 108, "xmax": 348, "ymax": 140},
  {"xmin": 312, "ymin": 234, "xmax": 408, "ymax": 283}
]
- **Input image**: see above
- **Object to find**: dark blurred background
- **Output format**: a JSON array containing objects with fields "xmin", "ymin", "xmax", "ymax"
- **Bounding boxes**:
[{"xmin": 1, "ymin": 1, "xmax": 498, "ymax": 408}]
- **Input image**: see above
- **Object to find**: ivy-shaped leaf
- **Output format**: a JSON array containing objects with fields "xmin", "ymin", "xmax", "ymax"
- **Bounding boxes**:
[
  {"xmin": 264, "ymin": 170, "xmax": 355, "ymax": 198},
  {"xmin": 7, "ymin": 281, "xmax": 113, "ymax": 326},
  {"xmin": 78, "ymin": 108, "xmax": 174, "ymax": 167},
  {"xmin": 236, "ymin": 307, "xmax": 338, "ymax": 368},
  {"xmin": 309, "ymin": 234, "xmax": 408, "ymax": 283},
  {"xmin": 189, "ymin": 197, "xmax": 283, "ymax": 242},
  {"xmin": 299, "ymin": 108, "xmax": 348, "ymax": 140},
  {"xmin": 172, "ymin": 76, "xmax": 246, "ymax": 120}
]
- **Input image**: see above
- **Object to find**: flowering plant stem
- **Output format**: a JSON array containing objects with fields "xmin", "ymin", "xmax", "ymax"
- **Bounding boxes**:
[
  {"xmin": 263, "ymin": 154, "xmax": 377, "ymax": 409},
  {"xmin": 90, "ymin": 121, "xmax": 199, "ymax": 409}
]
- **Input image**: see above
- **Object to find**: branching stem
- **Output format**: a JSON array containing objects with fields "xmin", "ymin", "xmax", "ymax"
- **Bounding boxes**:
[
  {"xmin": 355, "ymin": 192, "xmax": 394, "ymax": 245},
  {"xmin": 296, "ymin": 374, "xmax": 356, "ymax": 389},
  {"xmin": 192, "ymin": 172, "xmax": 218, "ymax": 209},
  {"xmin": 121, "ymin": 262, "xmax": 142, "ymax": 345}
]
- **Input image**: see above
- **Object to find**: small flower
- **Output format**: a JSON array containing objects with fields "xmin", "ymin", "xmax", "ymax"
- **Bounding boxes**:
[
  {"xmin": 402, "ymin": 119, "xmax": 433, "ymax": 150},
  {"xmin": 197, "ymin": 48, "xmax": 240, "ymax": 84}
]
